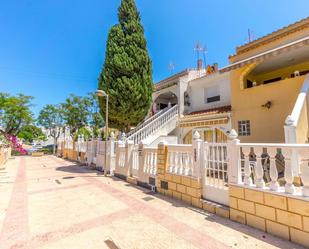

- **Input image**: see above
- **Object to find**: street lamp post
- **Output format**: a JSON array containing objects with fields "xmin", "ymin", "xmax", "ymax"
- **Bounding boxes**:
[{"xmin": 96, "ymin": 90, "xmax": 108, "ymax": 177}]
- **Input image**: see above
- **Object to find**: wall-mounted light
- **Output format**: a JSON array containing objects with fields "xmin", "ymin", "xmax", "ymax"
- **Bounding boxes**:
[{"xmin": 261, "ymin": 101, "xmax": 272, "ymax": 109}]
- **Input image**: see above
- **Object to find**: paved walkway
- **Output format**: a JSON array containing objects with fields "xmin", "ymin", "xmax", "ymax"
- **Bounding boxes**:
[{"xmin": 0, "ymin": 156, "xmax": 306, "ymax": 249}]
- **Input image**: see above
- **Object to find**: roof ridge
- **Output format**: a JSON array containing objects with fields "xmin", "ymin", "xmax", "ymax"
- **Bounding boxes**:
[{"xmin": 234, "ymin": 16, "xmax": 309, "ymax": 56}]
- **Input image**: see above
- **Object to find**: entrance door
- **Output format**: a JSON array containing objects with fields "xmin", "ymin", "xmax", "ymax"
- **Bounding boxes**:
[{"xmin": 194, "ymin": 128, "xmax": 228, "ymax": 143}]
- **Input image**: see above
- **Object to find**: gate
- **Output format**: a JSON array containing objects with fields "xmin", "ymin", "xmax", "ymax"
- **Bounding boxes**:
[{"xmin": 202, "ymin": 142, "xmax": 229, "ymax": 206}]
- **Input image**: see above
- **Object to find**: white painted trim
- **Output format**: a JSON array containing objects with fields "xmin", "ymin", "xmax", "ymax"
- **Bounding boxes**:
[
  {"xmin": 220, "ymin": 36, "xmax": 309, "ymax": 72},
  {"xmin": 284, "ymin": 74, "xmax": 309, "ymax": 145}
]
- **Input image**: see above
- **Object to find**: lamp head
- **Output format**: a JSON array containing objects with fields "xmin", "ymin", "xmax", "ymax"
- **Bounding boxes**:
[{"xmin": 96, "ymin": 89, "xmax": 107, "ymax": 97}]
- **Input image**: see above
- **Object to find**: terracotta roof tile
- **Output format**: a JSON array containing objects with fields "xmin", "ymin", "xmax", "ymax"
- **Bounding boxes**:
[{"xmin": 185, "ymin": 105, "xmax": 232, "ymax": 117}]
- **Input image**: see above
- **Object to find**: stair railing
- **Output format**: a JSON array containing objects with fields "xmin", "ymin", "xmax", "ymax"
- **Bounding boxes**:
[
  {"xmin": 126, "ymin": 107, "xmax": 168, "ymax": 138},
  {"xmin": 127, "ymin": 105, "xmax": 179, "ymax": 144}
]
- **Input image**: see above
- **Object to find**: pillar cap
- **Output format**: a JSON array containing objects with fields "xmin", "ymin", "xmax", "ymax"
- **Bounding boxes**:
[
  {"xmin": 228, "ymin": 129, "xmax": 238, "ymax": 140},
  {"xmin": 193, "ymin": 131, "xmax": 201, "ymax": 140}
]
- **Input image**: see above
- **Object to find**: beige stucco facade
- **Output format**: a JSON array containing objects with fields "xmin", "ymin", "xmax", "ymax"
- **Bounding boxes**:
[
  {"xmin": 231, "ymin": 67, "xmax": 307, "ymax": 143},
  {"xmin": 228, "ymin": 17, "xmax": 309, "ymax": 143}
]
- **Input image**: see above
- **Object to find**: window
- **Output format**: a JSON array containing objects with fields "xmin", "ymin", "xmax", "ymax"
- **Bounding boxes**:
[
  {"xmin": 238, "ymin": 120, "xmax": 251, "ymax": 136},
  {"xmin": 207, "ymin": 95, "xmax": 220, "ymax": 103},
  {"xmin": 263, "ymin": 77, "xmax": 282, "ymax": 84},
  {"xmin": 205, "ymin": 86, "xmax": 220, "ymax": 103},
  {"xmin": 246, "ymin": 79, "xmax": 253, "ymax": 88}
]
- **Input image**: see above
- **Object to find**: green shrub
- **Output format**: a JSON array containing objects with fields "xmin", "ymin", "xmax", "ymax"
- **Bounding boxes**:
[{"xmin": 11, "ymin": 150, "xmax": 21, "ymax": 156}]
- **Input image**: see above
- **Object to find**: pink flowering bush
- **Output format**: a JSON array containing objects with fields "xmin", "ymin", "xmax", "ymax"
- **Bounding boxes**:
[{"xmin": 6, "ymin": 135, "xmax": 27, "ymax": 155}]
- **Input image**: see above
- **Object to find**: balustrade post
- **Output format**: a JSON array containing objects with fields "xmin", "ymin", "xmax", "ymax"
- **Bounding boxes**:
[
  {"xmin": 298, "ymin": 149, "xmax": 309, "ymax": 197},
  {"xmin": 122, "ymin": 133, "xmax": 127, "ymax": 144},
  {"xmin": 115, "ymin": 139, "xmax": 123, "ymax": 168},
  {"xmin": 107, "ymin": 132, "xmax": 115, "ymax": 174},
  {"xmin": 126, "ymin": 140, "xmax": 134, "ymax": 177},
  {"xmin": 282, "ymin": 147, "xmax": 295, "ymax": 194},
  {"xmin": 243, "ymin": 146, "xmax": 253, "ymax": 186},
  {"xmin": 227, "ymin": 129, "xmax": 241, "ymax": 184},
  {"xmin": 90, "ymin": 137, "xmax": 95, "ymax": 165},
  {"xmin": 254, "ymin": 147, "xmax": 265, "ymax": 188},
  {"xmin": 268, "ymin": 147, "xmax": 279, "ymax": 191},
  {"xmin": 301, "ymin": 162, "xmax": 309, "ymax": 197},
  {"xmin": 193, "ymin": 131, "xmax": 203, "ymax": 179},
  {"xmin": 138, "ymin": 141, "xmax": 145, "ymax": 179}
]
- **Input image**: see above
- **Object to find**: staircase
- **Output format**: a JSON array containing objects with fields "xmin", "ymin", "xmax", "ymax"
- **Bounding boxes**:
[{"xmin": 127, "ymin": 105, "xmax": 179, "ymax": 144}]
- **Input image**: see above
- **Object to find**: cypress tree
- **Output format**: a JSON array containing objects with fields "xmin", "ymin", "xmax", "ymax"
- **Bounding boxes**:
[{"xmin": 98, "ymin": 0, "xmax": 153, "ymax": 131}]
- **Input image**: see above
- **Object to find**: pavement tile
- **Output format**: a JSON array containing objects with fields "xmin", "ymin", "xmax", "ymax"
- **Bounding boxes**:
[{"xmin": 0, "ymin": 155, "xmax": 307, "ymax": 249}]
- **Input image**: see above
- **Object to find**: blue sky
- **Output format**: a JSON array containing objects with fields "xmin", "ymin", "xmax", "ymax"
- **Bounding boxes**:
[{"xmin": 0, "ymin": 0, "xmax": 308, "ymax": 116}]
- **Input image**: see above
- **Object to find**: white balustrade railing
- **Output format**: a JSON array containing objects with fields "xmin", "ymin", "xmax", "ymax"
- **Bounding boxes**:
[
  {"xmin": 116, "ymin": 145, "xmax": 126, "ymax": 168},
  {"xmin": 127, "ymin": 104, "xmax": 178, "ymax": 144},
  {"xmin": 143, "ymin": 147, "xmax": 157, "ymax": 176},
  {"xmin": 67, "ymin": 140, "xmax": 73, "ymax": 150},
  {"xmin": 167, "ymin": 144, "xmax": 194, "ymax": 176},
  {"xmin": 80, "ymin": 142, "xmax": 87, "ymax": 153},
  {"xmin": 113, "ymin": 141, "xmax": 158, "ymax": 184},
  {"xmin": 236, "ymin": 143, "xmax": 309, "ymax": 197},
  {"xmin": 97, "ymin": 141, "xmax": 105, "ymax": 155},
  {"xmin": 59, "ymin": 128, "xmax": 309, "ymax": 201},
  {"xmin": 126, "ymin": 107, "xmax": 168, "ymax": 138},
  {"xmin": 114, "ymin": 142, "xmax": 129, "ymax": 177}
]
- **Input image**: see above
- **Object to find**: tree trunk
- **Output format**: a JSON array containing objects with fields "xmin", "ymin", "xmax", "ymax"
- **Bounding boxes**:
[{"xmin": 53, "ymin": 137, "xmax": 57, "ymax": 155}]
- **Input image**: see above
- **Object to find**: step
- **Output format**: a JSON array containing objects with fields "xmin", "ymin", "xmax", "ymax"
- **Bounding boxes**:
[
  {"xmin": 127, "ymin": 176, "xmax": 138, "ymax": 185},
  {"xmin": 200, "ymin": 199, "xmax": 230, "ymax": 219}
]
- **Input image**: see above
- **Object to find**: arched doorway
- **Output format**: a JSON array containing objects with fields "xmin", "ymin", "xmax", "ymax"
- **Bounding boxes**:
[{"xmin": 152, "ymin": 91, "xmax": 178, "ymax": 114}]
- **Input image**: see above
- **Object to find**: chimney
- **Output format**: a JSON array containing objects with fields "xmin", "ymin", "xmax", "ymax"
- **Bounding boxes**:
[{"xmin": 197, "ymin": 59, "xmax": 203, "ymax": 70}]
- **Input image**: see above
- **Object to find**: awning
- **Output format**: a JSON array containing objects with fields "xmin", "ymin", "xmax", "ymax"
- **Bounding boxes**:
[
  {"xmin": 179, "ymin": 106, "xmax": 231, "ymax": 128},
  {"xmin": 179, "ymin": 117, "xmax": 229, "ymax": 128},
  {"xmin": 220, "ymin": 36, "xmax": 309, "ymax": 73}
]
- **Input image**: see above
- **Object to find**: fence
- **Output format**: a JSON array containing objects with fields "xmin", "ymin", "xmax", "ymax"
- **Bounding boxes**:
[
  {"xmin": 0, "ymin": 146, "xmax": 11, "ymax": 169},
  {"xmin": 155, "ymin": 130, "xmax": 309, "ymax": 246},
  {"xmin": 58, "ymin": 130, "xmax": 309, "ymax": 200},
  {"xmin": 228, "ymin": 136, "xmax": 309, "ymax": 197},
  {"xmin": 113, "ymin": 141, "xmax": 157, "ymax": 188},
  {"xmin": 58, "ymin": 129, "xmax": 309, "ymax": 246},
  {"xmin": 58, "ymin": 135, "xmax": 117, "ymax": 173}
]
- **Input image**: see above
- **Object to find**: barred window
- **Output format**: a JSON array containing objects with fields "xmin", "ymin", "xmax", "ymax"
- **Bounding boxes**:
[{"xmin": 238, "ymin": 120, "xmax": 251, "ymax": 136}]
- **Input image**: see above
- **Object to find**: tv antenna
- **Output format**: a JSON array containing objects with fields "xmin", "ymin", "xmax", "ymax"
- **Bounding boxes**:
[
  {"xmin": 194, "ymin": 41, "xmax": 202, "ymax": 61},
  {"xmin": 247, "ymin": 29, "xmax": 255, "ymax": 43},
  {"xmin": 202, "ymin": 45, "xmax": 207, "ymax": 69},
  {"xmin": 194, "ymin": 41, "xmax": 207, "ymax": 69},
  {"xmin": 168, "ymin": 62, "xmax": 175, "ymax": 75}
]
